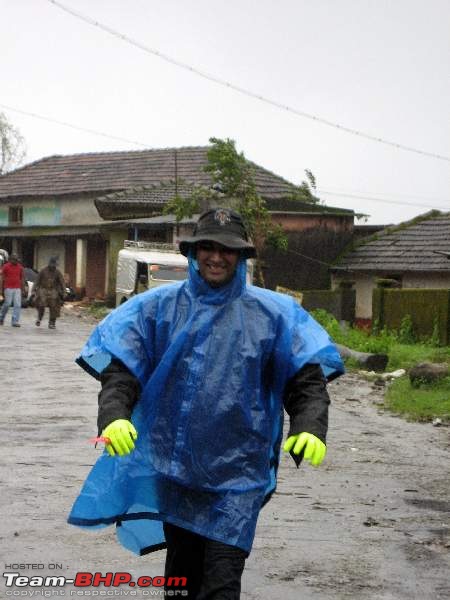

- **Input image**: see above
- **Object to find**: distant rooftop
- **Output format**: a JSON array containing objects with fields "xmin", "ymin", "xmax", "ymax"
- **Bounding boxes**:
[{"xmin": 333, "ymin": 211, "xmax": 450, "ymax": 272}]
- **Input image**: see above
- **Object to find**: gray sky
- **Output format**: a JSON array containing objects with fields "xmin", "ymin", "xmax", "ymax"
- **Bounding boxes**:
[{"xmin": 2, "ymin": 0, "xmax": 449, "ymax": 224}]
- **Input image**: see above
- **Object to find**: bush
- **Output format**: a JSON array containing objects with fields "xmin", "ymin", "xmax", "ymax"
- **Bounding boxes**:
[
  {"xmin": 310, "ymin": 309, "xmax": 396, "ymax": 354},
  {"xmin": 311, "ymin": 308, "xmax": 450, "ymax": 370},
  {"xmin": 398, "ymin": 314, "xmax": 415, "ymax": 344}
]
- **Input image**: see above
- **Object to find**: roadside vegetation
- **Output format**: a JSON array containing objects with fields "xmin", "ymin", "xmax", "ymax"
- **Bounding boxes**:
[
  {"xmin": 86, "ymin": 301, "xmax": 111, "ymax": 321},
  {"xmin": 311, "ymin": 309, "xmax": 450, "ymax": 423}
]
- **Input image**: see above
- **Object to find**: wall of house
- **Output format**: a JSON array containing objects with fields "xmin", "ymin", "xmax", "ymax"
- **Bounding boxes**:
[
  {"xmin": 332, "ymin": 271, "xmax": 450, "ymax": 321},
  {"xmin": 271, "ymin": 213, "xmax": 354, "ymax": 233},
  {"xmin": 261, "ymin": 215, "xmax": 354, "ymax": 290},
  {"xmin": 0, "ymin": 206, "xmax": 9, "ymax": 226},
  {"xmin": 403, "ymin": 272, "xmax": 450, "ymax": 288},
  {"xmin": 0, "ymin": 198, "xmax": 61, "ymax": 226},
  {"xmin": 372, "ymin": 288, "xmax": 450, "ymax": 345},
  {"xmin": 59, "ymin": 194, "xmax": 103, "ymax": 225},
  {"xmin": 332, "ymin": 272, "xmax": 375, "ymax": 319},
  {"xmin": 0, "ymin": 194, "xmax": 103, "ymax": 227},
  {"xmin": 35, "ymin": 238, "xmax": 66, "ymax": 271}
]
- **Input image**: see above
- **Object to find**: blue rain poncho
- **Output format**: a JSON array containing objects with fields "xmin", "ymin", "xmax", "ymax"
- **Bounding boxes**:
[{"xmin": 68, "ymin": 258, "xmax": 344, "ymax": 555}]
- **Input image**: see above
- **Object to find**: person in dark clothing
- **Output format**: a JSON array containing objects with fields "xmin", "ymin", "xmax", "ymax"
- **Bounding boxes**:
[
  {"xmin": 69, "ymin": 208, "xmax": 344, "ymax": 600},
  {"xmin": 34, "ymin": 257, "xmax": 66, "ymax": 329}
]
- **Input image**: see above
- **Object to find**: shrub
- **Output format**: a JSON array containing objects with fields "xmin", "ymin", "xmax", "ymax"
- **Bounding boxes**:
[{"xmin": 398, "ymin": 314, "xmax": 415, "ymax": 344}]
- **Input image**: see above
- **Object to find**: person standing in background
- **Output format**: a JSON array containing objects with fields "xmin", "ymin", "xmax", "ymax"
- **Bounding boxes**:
[
  {"xmin": 34, "ymin": 257, "xmax": 66, "ymax": 329},
  {"xmin": 0, "ymin": 253, "xmax": 25, "ymax": 327}
]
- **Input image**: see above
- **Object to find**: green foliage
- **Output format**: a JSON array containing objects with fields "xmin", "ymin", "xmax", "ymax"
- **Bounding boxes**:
[
  {"xmin": 205, "ymin": 137, "xmax": 256, "ymax": 199},
  {"xmin": 427, "ymin": 317, "xmax": 441, "ymax": 348},
  {"xmin": 385, "ymin": 376, "xmax": 450, "ymax": 423},
  {"xmin": 310, "ymin": 308, "xmax": 395, "ymax": 353},
  {"xmin": 398, "ymin": 314, "xmax": 415, "ymax": 344},
  {"xmin": 286, "ymin": 168, "xmax": 321, "ymax": 204},
  {"xmin": 164, "ymin": 193, "xmax": 201, "ymax": 221},
  {"xmin": 310, "ymin": 308, "xmax": 449, "ymax": 370},
  {"xmin": 165, "ymin": 137, "xmax": 291, "ymax": 286},
  {"xmin": 311, "ymin": 307, "xmax": 450, "ymax": 423},
  {"xmin": 87, "ymin": 303, "xmax": 111, "ymax": 320}
]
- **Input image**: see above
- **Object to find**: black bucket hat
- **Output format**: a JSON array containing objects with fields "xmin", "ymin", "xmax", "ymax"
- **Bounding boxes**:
[{"xmin": 179, "ymin": 208, "xmax": 256, "ymax": 258}]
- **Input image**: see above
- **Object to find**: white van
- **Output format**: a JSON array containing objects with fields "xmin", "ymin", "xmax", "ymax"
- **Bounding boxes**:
[
  {"xmin": 116, "ymin": 241, "xmax": 188, "ymax": 306},
  {"xmin": 115, "ymin": 240, "xmax": 254, "ymax": 306}
]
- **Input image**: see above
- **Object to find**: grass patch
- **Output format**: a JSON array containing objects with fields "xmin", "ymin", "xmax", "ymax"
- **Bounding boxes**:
[
  {"xmin": 310, "ymin": 308, "xmax": 450, "ymax": 422},
  {"xmin": 87, "ymin": 302, "xmax": 111, "ymax": 320},
  {"xmin": 385, "ymin": 376, "xmax": 450, "ymax": 423},
  {"xmin": 387, "ymin": 344, "xmax": 450, "ymax": 371}
]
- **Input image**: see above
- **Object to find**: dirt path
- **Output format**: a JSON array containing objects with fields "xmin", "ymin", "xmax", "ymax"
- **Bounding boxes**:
[{"xmin": 1, "ymin": 307, "xmax": 449, "ymax": 599}]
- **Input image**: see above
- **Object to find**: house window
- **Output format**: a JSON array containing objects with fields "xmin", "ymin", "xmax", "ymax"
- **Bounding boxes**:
[{"xmin": 9, "ymin": 206, "xmax": 23, "ymax": 225}]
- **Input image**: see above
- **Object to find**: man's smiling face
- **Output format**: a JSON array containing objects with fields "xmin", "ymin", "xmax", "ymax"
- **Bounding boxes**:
[{"xmin": 195, "ymin": 241, "xmax": 240, "ymax": 288}]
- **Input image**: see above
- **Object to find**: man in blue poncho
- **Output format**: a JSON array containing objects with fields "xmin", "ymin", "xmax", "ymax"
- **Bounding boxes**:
[{"xmin": 69, "ymin": 208, "xmax": 344, "ymax": 599}]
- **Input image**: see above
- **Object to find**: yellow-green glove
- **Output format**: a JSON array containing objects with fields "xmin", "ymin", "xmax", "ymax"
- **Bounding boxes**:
[
  {"xmin": 102, "ymin": 419, "xmax": 137, "ymax": 457},
  {"xmin": 283, "ymin": 432, "xmax": 326, "ymax": 467}
]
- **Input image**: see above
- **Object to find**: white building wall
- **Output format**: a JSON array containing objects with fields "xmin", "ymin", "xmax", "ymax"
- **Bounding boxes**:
[
  {"xmin": 59, "ymin": 196, "xmax": 102, "ymax": 225},
  {"xmin": 332, "ymin": 271, "xmax": 450, "ymax": 320},
  {"xmin": 332, "ymin": 273, "xmax": 376, "ymax": 319},
  {"xmin": 403, "ymin": 273, "xmax": 450, "ymax": 288}
]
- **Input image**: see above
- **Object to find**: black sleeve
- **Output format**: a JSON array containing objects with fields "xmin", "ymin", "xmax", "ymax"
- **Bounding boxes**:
[
  {"xmin": 283, "ymin": 363, "xmax": 330, "ymax": 466},
  {"xmin": 97, "ymin": 358, "xmax": 141, "ymax": 434}
]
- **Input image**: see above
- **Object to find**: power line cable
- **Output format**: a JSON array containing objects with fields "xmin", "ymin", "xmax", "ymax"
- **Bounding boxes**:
[
  {"xmin": 317, "ymin": 189, "xmax": 449, "ymax": 210},
  {"xmin": 283, "ymin": 248, "xmax": 339, "ymax": 269},
  {"xmin": 318, "ymin": 186, "xmax": 448, "ymax": 203},
  {"xmin": 2, "ymin": 102, "xmax": 447, "ymax": 213},
  {"xmin": 46, "ymin": 0, "xmax": 450, "ymax": 163},
  {"xmin": 0, "ymin": 103, "xmax": 148, "ymax": 148}
]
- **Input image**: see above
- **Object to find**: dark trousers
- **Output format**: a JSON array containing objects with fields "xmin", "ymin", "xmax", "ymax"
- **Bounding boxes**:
[
  {"xmin": 163, "ymin": 522, "xmax": 247, "ymax": 599},
  {"xmin": 36, "ymin": 304, "xmax": 59, "ymax": 322}
]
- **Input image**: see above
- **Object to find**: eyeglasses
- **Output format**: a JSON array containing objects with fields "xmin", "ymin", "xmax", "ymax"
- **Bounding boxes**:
[{"xmin": 196, "ymin": 242, "xmax": 238, "ymax": 255}]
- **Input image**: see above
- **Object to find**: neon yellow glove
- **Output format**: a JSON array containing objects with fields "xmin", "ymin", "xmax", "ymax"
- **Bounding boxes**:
[
  {"xmin": 283, "ymin": 432, "xmax": 326, "ymax": 467},
  {"xmin": 102, "ymin": 419, "xmax": 137, "ymax": 457}
]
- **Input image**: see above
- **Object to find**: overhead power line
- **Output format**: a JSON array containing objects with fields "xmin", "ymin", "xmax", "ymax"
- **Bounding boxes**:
[
  {"xmin": 317, "ymin": 189, "xmax": 449, "ymax": 210},
  {"xmin": 2, "ymin": 101, "xmax": 446, "ymax": 214},
  {"xmin": 317, "ymin": 186, "xmax": 448, "ymax": 204},
  {"xmin": 0, "ymin": 103, "xmax": 148, "ymax": 148},
  {"xmin": 47, "ymin": 0, "xmax": 450, "ymax": 163}
]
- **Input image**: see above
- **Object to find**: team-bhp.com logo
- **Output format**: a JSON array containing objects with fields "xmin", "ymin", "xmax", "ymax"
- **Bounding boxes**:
[{"xmin": 3, "ymin": 572, "xmax": 188, "ymax": 595}]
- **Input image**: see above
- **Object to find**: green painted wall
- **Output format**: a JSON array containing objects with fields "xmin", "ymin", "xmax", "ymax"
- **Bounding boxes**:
[
  {"xmin": 23, "ymin": 204, "xmax": 61, "ymax": 226},
  {"xmin": 0, "ymin": 203, "xmax": 61, "ymax": 227},
  {"xmin": 373, "ymin": 288, "xmax": 450, "ymax": 345},
  {"xmin": 0, "ymin": 208, "xmax": 8, "ymax": 227}
]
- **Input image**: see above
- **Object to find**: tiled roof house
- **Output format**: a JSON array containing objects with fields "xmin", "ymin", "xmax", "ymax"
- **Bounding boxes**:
[
  {"xmin": 331, "ymin": 211, "xmax": 450, "ymax": 320},
  {"xmin": 0, "ymin": 147, "xmax": 354, "ymax": 299}
]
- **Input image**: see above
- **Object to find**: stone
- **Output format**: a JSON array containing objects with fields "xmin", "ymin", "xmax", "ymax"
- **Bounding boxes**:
[
  {"xmin": 409, "ymin": 362, "xmax": 449, "ymax": 386},
  {"xmin": 336, "ymin": 343, "xmax": 389, "ymax": 372}
]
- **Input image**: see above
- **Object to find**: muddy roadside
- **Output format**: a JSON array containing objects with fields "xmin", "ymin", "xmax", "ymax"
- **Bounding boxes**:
[{"xmin": 1, "ymin": 307, "xmax": 449, "ymax": 599}]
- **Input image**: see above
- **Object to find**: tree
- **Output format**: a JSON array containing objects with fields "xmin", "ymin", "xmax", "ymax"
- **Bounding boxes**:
[
  {"xmin": 164, "ymin": 137, "xmax": 287, "ymax": 286},
  {"xmin": 287, "ymin": 168, "xmax": 321, "ymax": 204},
  {"xmin": 0, "ymin": 112, "xmax": 26, "ymax": 175}
]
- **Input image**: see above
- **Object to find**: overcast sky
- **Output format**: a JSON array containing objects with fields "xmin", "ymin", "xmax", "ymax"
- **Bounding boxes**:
[{"xmin": 1, "ymin": 0, "xmax": 449, "ymax": 224}]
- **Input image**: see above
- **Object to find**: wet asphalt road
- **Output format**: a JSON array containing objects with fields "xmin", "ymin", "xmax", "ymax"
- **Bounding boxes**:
[{"xmin": 1, "ymin": 306, "xmax": 449, "ymax": 599}]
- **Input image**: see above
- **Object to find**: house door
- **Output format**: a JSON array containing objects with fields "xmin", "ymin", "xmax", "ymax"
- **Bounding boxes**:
[{"xmin": 21, "ymin": 240, "xmax": 35, "ymax": 268}]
